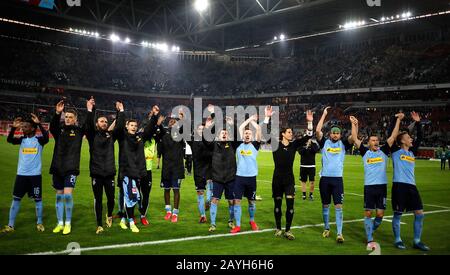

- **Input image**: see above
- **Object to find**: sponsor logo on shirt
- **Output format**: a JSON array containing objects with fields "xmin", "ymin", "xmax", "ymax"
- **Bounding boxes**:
[
  {"xmin": 367, "ymin": 157, "xmax": 384, "ymax": 164},
  {"xmin": 400, "ymin": 155, "xmax": 415, "ymax": 163},
  {"xmin": 326, "ymin": 147, "xmax": 341, "ymax": 154},
  {"xmin": 22, "ymin": 148, "xmax": 38, "ymax": 154},
  {"xmin": 69, "ymin": 130, "xmax": 76, "ymax": 137},
  {"xmin": 240, "ymin": 150, "xmax": 253, "ymax": 156}
]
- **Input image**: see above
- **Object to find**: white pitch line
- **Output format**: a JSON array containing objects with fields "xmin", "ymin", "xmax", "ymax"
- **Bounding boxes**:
[{"xmin": 27, "ymin": 209, "xmax": 450, "ymax": 255}]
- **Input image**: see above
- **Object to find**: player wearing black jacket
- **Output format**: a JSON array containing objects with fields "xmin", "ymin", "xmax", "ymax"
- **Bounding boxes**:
[
  {"xmin": 298, "ymin": 138, "xmax": 320, "ymax": 201},
  {"xmin": 49, "ymin": 99, "xmax": 89, "ymax": 235},
  {"xmin": 85, "ymin": 98, "xmax": 124, "ymax": 234}
]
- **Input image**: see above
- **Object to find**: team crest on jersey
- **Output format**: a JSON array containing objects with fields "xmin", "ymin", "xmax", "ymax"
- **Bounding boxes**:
[
  {"xmin": 326, "ymin": 147, "xmax": 341, "ymax": 153},
  {"xmin": 225, "ymin": 143, "xmax": 229, "ymax": 148},
  {"xmin": 366, "ymin": 157, "xmax": 383, "ymax": 164},
  {"xmin": 400, "ymin": 155, "xmax": 415, "ymax": 163},
  {"xmin": 22, "ymin": 148, "xmax": 38, "ymax": 154},
  {"xmin": 240, "ymin": 150, "xmax": 253, "ymax": 156}
]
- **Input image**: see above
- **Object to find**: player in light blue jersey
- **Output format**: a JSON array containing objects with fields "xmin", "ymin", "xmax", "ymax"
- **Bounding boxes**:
[
  {"xmin": 316, "ymin": 107, "xmax": 353, "ymax": 243},
  {"xmin": 2, "ymin": 114, "xmax": 49, "ymax": 233},
  {"xmin": 231, "ymin": 114, "xmax": 262, "ymax": 234},
  {"xmin": 350, "ymin": 113, "xmax": 404, "ymax": 250},
  {"xmin": 390, "ymin": 111, "xmax": 429, "ymax": 251}
]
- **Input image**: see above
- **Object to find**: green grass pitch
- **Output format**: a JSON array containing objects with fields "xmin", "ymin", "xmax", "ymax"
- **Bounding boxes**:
[{"xmin": 0, "ymin": 136, "xmax": 449, "ymax": 255}]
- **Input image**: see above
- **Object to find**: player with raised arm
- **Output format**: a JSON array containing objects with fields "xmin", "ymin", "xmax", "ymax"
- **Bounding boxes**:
[
  {"xmin": 265, "ymin": 106, "xmax": 313, "ymax": 240},
  {"xmin": 50, "ymin": 100, "xmax": 88, "ymax": 235},
  {"xmin": 350, "ymin": 112, "xmax": 404, "ymax": 249},
  {"xmin": 390, "ymin": 111, "xmax": 430, "ymax": 251},
  {"xmin": 316, "ymin": 106, "xmax": 354, "ymax": 243},
  {"xmin": 1, "ymin": 114, "xmax": 49, "ymax": 233}
]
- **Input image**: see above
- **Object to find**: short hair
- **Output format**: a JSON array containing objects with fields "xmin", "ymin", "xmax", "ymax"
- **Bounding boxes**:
[
  {"xmin": 127, "ymin": 119, "xmax": 138, "ymax": 125},
  {"xmin": 65, "ymin": 109, "xmax": 78, "ymax": 117},
  {"xmin": 96, "ymin": 116, "xmax": 108, "ymax": 122},
  {"xmin": 280, "ymin": 127, "xmax": 292, "ymax": 139},
  {"xmin": 23, "ymin": 119, "xmax": 37, "ymax": 130},
  {"xmin": 396, "ymin": 131, "xmax": 409, "ymax": 145}
]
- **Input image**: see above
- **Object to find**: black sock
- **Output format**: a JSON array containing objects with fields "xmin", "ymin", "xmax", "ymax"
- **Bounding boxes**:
[
  {"xmin": 302, "ymin": 192, "xmax": 306, "ymax": 197},
  {"xmin": 274, "ymin": 198, "xmax": 282, "ymax": 230},
  {"xmin": 285, "ymin": 198, "xmax": 295, "ymax": 232}
]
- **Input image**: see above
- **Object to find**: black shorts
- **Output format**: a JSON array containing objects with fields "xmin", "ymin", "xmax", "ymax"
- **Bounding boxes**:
[
  {"xmin": 233, "ymin": 176, "xmax": 257, "ymax": 200},
  {"xmin": 364, "ymin": 184, "xmax": 387, "ymax": 210},
  {"xmin": 52, "ymin": 174, "xmax": 77, "ymax": 190},
  {"xmin": 194, "ymin": 175, "xmax": 207, "ymax": 191},
  {"xmin": 300, "ymin": 167, "xmax": 316, "ymax": 182},
  {"xmin": 13, "ymin": 175, "xmax": 42, "ymax": 200},
  {"xmin": 141, "ymin": 170, "xmax": 152, "ymax": 188},
  {"xmin": 212, "ymin": 180, "xmax": 235, "ymax": 200},
  {"xmin": 319, "ymin": 176, "xmax": 344, "ymax": 205},
  {"xmin": 157, "ymin": 142, "xmax": 162, "ymax": 158},
  {"xmin": 272, "ymin": 173, "xmax": 295, "ymax": 198},
  {"xmin": 391, "ymin": 182, "xmax": 423, "ymax": 212}
]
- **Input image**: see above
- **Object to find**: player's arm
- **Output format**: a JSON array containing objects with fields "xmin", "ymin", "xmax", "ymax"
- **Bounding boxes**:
[
  {"xmin": 294, "ymin": 110, "xmax": 314, "ymax": 149},
  {"xmin": 316, "ymin": 106, "xmax": 330, "ymax": 142},
  {"xmin": 31, "ymin": 113, "xmax": 49, "ymax": 146},
  {"xmin": 202, "ymin": 117, "xmax": 215, "ymax": 149},
  {"xmin": 84, "ymin": 97, "xmax": 96, "ymax": 139},
  {"xmin": 112, "ymin": 101, "xmax": 125, "ymax": 140},
  {"xmin": 349, "ymin": 116, "xmax": 362, "ymax": 148},
  {"xmin": 386, "ymin": 112, "xmax": 404, "ymax": 148},
  {"xmin": 261, "ymin": 105, "xmax": 274, "ymax": 144},
  {"xmin": 7, "ymin": 117, "xmax": 23, "ymax": 145},
  {"xmin": 410, "ymin": 111, "xmax": 423, "ymax": 155},
  {"xmin": 250, "ymin": 119, "xmax": 262, "ymax": 143},
  {"xmin": 50, "ymin": 100, "xmax": 64, "ymax": 138},
  {"xmin": 239, "ymin": 114, "xmax": 257, "ymax": 140}
]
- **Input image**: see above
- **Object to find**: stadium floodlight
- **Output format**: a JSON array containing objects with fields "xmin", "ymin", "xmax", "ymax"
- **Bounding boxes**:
[
  {"xmin": 381, "ymin": 17, "xmax": 385, "ymax": 21},
  {"xmin": 280, "ymin": 34, "xmax": 286, "ymax": 40},
  {"xmin": 95, "ymin": 32, "xmax": 100, "ymax": 37},
  {"xmin": 109, "ymin": 33, "xmax": 120, "ymax": 42},
  {"xmin": 194, "ymin": 0, "xmax": 209, "ymax": 12},
  {"xmin": 124, "ymin": 37, "xmax": 131, "ymax": 43},
  {"xmin": 161, "ymin": 43, "xmax": 168, "ymax": 52},
  {"xmin": 82, "ymin": 30, "xmax": 86, "ymax": 34},
  {"xmin": 274, "ymin": 36, "xmax": 278, "ymax": 40},
  {"xmin": 406, "ymin": 12, "xmax": 412, "ymax": 17}
]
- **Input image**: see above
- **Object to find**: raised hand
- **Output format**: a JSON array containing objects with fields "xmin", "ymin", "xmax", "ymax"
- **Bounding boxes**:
[
  {"xmin": 205, "ymin": 117, "xmax": 214, "ymax": 128},
  {"xmin": 323, "ymin": 106, "xmax": 331, "ymax": 116},
  {"xmin": 56, "ymin": 100, "xmax": 64, "ymax": 114},
  {"xmin": 207, "ymin": 104, "xmax": 215, "ymax": 113},
  {"xmin": 250, "ymin": 114, "xmax": 258, "ymax": 121},
  {"xmin": 395, "ymin": 112, "xmax": 405, "ymax": 120},
  {"xmin": 157, "ymin": 115, "xmax": 166, "ymax": 126},
  {"xmin": 349, "ymin": 116, "xmax": 358, "ymax": 125},
  {"xmin": 30, "ymin": 113, "xmax": 40, "ymax": 124},
  {"xmin": 86, "ymin": 97, "xmax": 95, "ymax": 111},
  {"xmin": 116, "ymin": 101, "xmax": 124, "ymax": 112},
  {"xmin": 12, "ymin": 117, "xmax": 22, "ymax": 128},
  {"xmin": 265, "ymin": 106, "xmax": 273, "ymax": 117},
  {"xmin": 152, "ymin": 105, "xmax": 160, "ymax": 116},
  {"xmin": 306, "ymin": 110, "xmax": 313, "ymax": 122},
  {"xmin": 411, "ymin": 111, "xmax": 420, "ymax": 122}
]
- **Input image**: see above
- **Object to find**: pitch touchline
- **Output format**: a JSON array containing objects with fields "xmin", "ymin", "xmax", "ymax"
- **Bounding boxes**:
[{"xmin": 27, "ymin": 209, "xmax": 450, "ymax": 255}]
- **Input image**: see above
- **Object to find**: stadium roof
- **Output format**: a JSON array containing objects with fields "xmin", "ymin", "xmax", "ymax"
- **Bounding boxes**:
[{"xmin": 0, "ymin": 0, "xmax": 449, "ymax": 53}]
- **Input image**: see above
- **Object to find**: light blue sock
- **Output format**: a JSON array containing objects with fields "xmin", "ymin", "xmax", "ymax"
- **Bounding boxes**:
[
  {"xmin": 35, "ymin": 200, "xmax": 43, "ymax": 225},
  {"xmin": 173, "ymin": 208, "xmax": 179, "ymax": 215},
  {"xmin": 64, "ymin": 194, "xmax": 73, "ymax": 224},
  {"xmin": 322, "ymin": 207, "xmax": 330, "ymax": 230},
  {"xmin": 210, "ymin": 202, "xmax": 217, "ymax": 225},
  {"xmin": 392, "ymin": 212, "xmax": 402, "ymax": 243},
  {"xmin": 413, "ymin": 213, "xmax": 424, "ymax": 244},
  {"xmin": 8, "ymin": 199, "xmax": 21, "ymax": 228},
  {"xmin": 56, "ymin": 194, "xmax": 64, "ymax": 224},
  {"xmin": 228, "ymin": 204, "xmax": 234, "ymax": 222},
  {"xmin": 335, "ymin": 208, "xmax": 343, "ymax": 235},
  {"xmin": 206, "ymin": 181, "xmax": 213, "ymax": 203},
  {"xmin": 364, "ymin": 217, "xmax": 374, "ymax": 242},
  {"xmin": 234, "ymin": 204, "xmax": 242, "ymax": 227},
  {"xmin": 165, "ymin": 205, "xmax": 172, "ymax": 213},
  {"xmin": 373, "ymin": 216, "xmax": 383, "ymax": 231},
  {"xmin": 198, "ymin": 194, "xmax": 205, "ymax": 216},
  {"xmin": 248, "ymin": 202, "xmax": 256, "ymax": 222}
]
